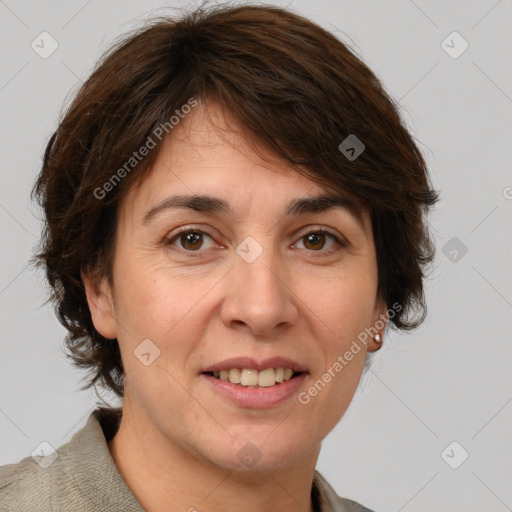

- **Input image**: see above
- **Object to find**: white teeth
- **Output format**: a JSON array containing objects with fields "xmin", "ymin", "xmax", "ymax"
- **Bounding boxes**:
[
  {"xmin": 210, "ymin": 367, "xmax": 297, "ymax": 387},
  {"xmin": 240, "ymin": 369, "xmax": 258, "ymax": 386},
  {"xmin": 257, "ymin": 368, "xmax": 276, "ymax": 387},
  {"xmin": 228, "ymin": 368, "xmax": 241, "ymax": 384}
]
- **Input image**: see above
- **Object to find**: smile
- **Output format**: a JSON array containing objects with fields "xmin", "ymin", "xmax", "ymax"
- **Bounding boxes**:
[
  {"xmin": 203, "ymin": 367, "xmax": 301, "ymax": 387},
  {"xmin": 201, "ymin": 371, "xmax": 308, "ymax": 408}
]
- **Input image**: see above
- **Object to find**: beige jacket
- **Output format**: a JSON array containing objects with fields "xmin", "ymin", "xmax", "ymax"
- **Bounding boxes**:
[{"xmin": 0, "ymin": 408, "xmax": 375, "ymax": 512}]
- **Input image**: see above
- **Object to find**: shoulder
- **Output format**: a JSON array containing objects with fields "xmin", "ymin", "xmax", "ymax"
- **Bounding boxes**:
[
  {"xmin": 313, "ymin": 470, "xmax": 377, "ymax": 512},
  {"xmin": 0, "ymin": 407, "xmax": 132, "ymax": 512},
  {"xmin": 0, "ymin": 444, "xmax": 75, "ymax": 512}
]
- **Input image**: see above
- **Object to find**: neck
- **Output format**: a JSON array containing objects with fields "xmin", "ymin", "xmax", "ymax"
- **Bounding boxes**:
[{"xmin": 107, "ymin": 406, "xmax": 320, "ymax": 512}]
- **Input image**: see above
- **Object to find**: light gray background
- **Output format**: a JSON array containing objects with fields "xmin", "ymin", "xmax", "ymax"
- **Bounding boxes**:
[{"xmin": 0, "ymin": 1, "xmax": 510, "ymax": 511}]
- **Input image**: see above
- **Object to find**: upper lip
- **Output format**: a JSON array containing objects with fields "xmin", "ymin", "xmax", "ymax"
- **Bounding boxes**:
[{"xmin": 201, "ymin": 356, "xmax": 309, "ymax": 373}]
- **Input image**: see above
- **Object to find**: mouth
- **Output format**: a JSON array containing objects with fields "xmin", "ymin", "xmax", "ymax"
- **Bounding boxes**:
[
  {"xmin": 200, "ymin": 356, "xmax": 309, "ymax": 389},
  {"xmin": 202, "ymin": 368, "xmax": 305, "ymax": 388},
  {"xmin": 200, "ymin": 367, "xmax": 308, "ymax": 408}
]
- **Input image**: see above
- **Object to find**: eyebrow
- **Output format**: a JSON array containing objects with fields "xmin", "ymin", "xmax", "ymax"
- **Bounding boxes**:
[{"xmin": 143, "ymin": 193, "xmax": 365, "ymax": 229}]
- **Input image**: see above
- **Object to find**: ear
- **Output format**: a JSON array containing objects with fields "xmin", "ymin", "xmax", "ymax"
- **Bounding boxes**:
[
  {"xmin": 81, "ymin": 269, "xmax": 118, "ymax": 340},
  {"xmin": 367, "ymin": 297, "xmax": 389, "ymax": 353}
]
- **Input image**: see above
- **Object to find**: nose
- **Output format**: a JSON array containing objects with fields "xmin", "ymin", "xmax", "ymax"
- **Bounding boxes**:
[{"xmin": 220, "ymin": 249, "xmax": 299, "ymax": 337}]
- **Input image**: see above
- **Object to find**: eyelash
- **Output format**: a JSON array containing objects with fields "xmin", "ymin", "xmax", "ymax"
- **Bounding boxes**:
[{"xmin": 164, "ymin": 226, "xmax": 346, "ymax": 257}]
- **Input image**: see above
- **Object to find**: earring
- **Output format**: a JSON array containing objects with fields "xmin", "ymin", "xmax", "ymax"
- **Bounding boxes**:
[{"xmin": 374, "ymin": 333, "xmax": 382, "ymax": 344}]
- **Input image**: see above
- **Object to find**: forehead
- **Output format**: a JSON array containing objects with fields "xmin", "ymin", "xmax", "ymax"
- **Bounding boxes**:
[
  {"xmin": 121, "ymin": 100, "xmax": 369, "ymax": 230},
  {"xmin": 160, "ymin": 100, "xmax": 309, "ymax": 181}
]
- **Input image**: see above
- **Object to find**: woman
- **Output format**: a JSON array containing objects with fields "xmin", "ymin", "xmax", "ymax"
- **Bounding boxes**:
[{"xmin": 0, "ymin": 3, "xmax": 438, "ymax": 511}]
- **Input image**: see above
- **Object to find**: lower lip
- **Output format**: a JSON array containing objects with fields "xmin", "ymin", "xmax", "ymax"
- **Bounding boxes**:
[{"xmin": 200, "ymin": 373, "xmax": 308, "ymax": 408}]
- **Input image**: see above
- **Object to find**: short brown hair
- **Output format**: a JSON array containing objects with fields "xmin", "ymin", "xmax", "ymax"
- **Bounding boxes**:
[{"xmin": 33, "ymin": 2, "xmax": 438, "ymax": 398}]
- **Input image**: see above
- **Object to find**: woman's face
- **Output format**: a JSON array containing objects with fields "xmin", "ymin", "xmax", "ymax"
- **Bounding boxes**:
[{"xmin": 87, "ymin": 101, "xmax": 386, "ymax": 472}]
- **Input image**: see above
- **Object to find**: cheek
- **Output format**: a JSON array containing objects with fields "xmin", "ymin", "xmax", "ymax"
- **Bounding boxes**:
[
  {"xmin": 300, "ymin": 269, "xmax": 377, "ymax": 336},
  {"xmin": 112, "ymin": 253, "xmax": 217, "ymax": 344}
]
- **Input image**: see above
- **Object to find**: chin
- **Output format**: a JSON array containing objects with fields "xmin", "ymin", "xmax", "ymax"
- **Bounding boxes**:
[{"xmin": 200, "ymin": 434, "xmax": 312, "ymax": 474}]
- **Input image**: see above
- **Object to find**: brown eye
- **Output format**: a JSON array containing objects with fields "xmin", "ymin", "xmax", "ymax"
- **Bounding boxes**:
[
  {"xmin": 303, "ymin": 232, "xmax": 327, "ymax": 250},
  {"xmin": 294, "ymin": 230, "xmax": 343, "ymax": 254},
  {"xmin": 180, "ymin": 232, "xmax": 203, "ymax": 250},
  {"xmin": 168, "ymin": 230, "xmax": 215, "ymax": 251}
]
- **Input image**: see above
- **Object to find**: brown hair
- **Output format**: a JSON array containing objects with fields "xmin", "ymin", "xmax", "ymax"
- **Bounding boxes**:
[{"xmin": 33, "ymin": 1, "xmax": 439, "ymax": 398}]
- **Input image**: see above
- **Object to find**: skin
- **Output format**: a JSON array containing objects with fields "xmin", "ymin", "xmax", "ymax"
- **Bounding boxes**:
[{"xmin": 83, "ymin": 101, "xmax": 387, "ymax": 512}]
